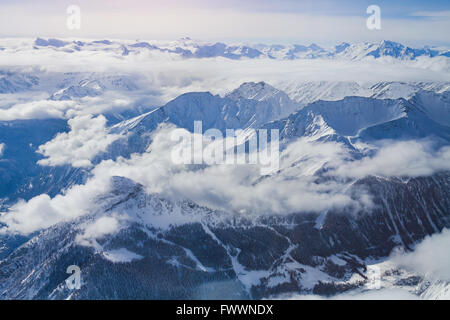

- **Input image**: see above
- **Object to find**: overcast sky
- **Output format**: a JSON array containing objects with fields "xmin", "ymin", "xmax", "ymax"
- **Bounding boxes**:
[{"xmin": 0, "ymin": 0, "xmax": 449, "ymax": 45}]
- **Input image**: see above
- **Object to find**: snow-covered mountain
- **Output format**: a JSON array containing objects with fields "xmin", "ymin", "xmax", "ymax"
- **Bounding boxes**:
[
  {"xmin": 253, "ymin": 43, "xmax": 326, "ymax": 60},
  {"xmin": 332, "ymin": 40, "xmax": 447, "ymax": 60},
  {"xmin": 264, "ymin": 94, "xmax": 450, "ymax": 145},
  {"xmin": 104, "ymin": 82, "xmax": 303, "ymax": 158},
  {"xmin": 2, "ymin": 38, "xmax": 447, "ymax": 61},
  {"xmin": 104, "ymin": 82, "xmax": 450, "ymax": 161},
  {"xmin": 1, "ymin": 171, "xmax": 449, "ymax": 299},
  {"xmin": 277, "ymin": 81, "xmax": 373, "ymax": 105},
  {"xmin": 1, "ymin": 80, "xmax": 448, "ymax": 205},
  {"xmin": 0, "ymin": 71, "xmax": 39, "ymax": 93},
  {"xmin": 49, "ymin": 75, "xmax": 139, "ymax": 101},
  {"xmin": 276, "ymin": 81, "xmax": 450, "ymax": 104},
  {"xmin": 0, "ymin": 76, "xmax": 449, "ymax": 299}
]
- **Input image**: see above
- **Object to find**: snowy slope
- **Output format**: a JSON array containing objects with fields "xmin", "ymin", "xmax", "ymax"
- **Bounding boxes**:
[
  {"xmin": 276, "ymin": 81, "xmax": 450, "ymax": 104},
  {"xmin": 50, "ymin": 75, "xmax": 139, "ymax": 101},
  {"xmin": 263, "ymin": 94, "xmax": 450, "ymax": 146},
  {"xmin": 334, "ymin": 40, "xmax": 444, "ymax": 60},
  {"xmin": 277, "ymin": 81, "xmax": 372, "ymax": 105}
]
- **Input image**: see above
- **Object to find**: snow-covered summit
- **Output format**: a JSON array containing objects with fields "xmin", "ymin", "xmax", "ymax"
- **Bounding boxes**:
[{"xmin": 226, "ymin": 81, "xmax": 284, "ymax": 101}]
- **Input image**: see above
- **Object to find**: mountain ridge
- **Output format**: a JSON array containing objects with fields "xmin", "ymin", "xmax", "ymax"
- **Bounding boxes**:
[{"xmin": 19, "ymin": 38, "xmax": 450, "ymax": 61}]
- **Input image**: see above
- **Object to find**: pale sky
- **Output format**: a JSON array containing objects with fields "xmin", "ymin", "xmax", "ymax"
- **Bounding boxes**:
[{"xmin": 0, "ymin": 0, "xmax": 449, "ymax": 45}]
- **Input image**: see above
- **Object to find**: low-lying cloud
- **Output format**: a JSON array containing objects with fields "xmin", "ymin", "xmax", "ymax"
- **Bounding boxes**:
[
  {"xmin": 37, "ymin": 114, "xmax": 123, "ymax": 168},
  {"xmin": 0, "ymin": 99, "xmax": 76, "ymax": 121},
  {"xmin": 0, "ymin": 91, "xmax": 136, "ymax": 121},
  {"xmin": 0, "ymin": 40, "xmax": 448, "ymax": 122},
  {"xmin": 333, "ymin": 140, "xmax": 450, "ymax": 178},
  {"xmin": 392, "ymin": 228, "xmax": 450, "ymax": 281},
  {"xmin": 76, "ymin": 216, "xmax": 121, "ymax": 249},
  {"xmin": 1, "ymin": 125, "xmax": 449, "ymax": 235}
]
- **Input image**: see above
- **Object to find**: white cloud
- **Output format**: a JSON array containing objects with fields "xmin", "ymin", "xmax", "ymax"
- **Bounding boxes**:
[
  {"xmin": 0, "ymin": 175, "xmax": 113, "ymax": 234},
  {"xmin": 90, "ymin": 126, "xmax": 367, "ymax": 216},
  {"xmin": 0, "ymin": 125, "xmax": 362, "ymax": 235},
  {"xmin": 0, "ymin": 100, "xmax": 75, "ymax": 121},
  {"xmin": 333, "ymin": 140, "xmax": 450, "ymax": 178},
  {"xmin": 37, "ymin": 114, "xmax": 123, "ymax": 168},
  {"xmin": 0, "ymin": 91, "xmax": 136, "ymax": 121},
  {"xmin": 102, "ymin": 248, "xmax": 143, "ymax": 263},
  {"xmin": 76, "ymin": 216, "xmax": 121, "ymax": 248},
  {"xmin": 0, "ymin": 40, "xmax": 448, "ymax": 113},
  {"xmin": 1, "ymin": 126, "xmax": 449, "ymax": 236},
  {"xmin": 0, "ymin": 40, "xmax": 447, "ymax": 123},
  {"xmin": 0, "ymin": 143, "xmax": 4, "ymax": 156},
  {"xmin": 0, "ymin": 194, "xmax": 58, "ymax": 234},
  {"xmin": 392, "ymin": 228, "xmax": 450, "ymax": 281}
]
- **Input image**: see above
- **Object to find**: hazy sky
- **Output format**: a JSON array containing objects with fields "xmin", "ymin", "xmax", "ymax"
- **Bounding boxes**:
[{"xmin": 0, "ymin": 0, "xmax": 449, "ymax": 45}]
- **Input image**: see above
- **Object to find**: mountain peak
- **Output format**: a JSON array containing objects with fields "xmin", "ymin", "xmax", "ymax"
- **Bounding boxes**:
[
  {"xmin": 110, "ymin": 176, "xmax": 141, "ymax": 194},
  {"xmin": 308, "ymin": 43, "xmax": 323, "ymax": 51},
  {"xmin": 379, "ymin": 40, "xmax": 402, "ymax": 47},
  {"xmin": 226, "ymin": 81, "xmax": 280, "ymax": 101}
]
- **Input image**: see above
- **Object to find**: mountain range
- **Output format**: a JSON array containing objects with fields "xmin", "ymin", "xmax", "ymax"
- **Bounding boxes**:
[
  {"xmin": 5, "ymin": 38, "xmax": 447, "ymax": 61},
  {"xmin": 0, "ymin": 67, "xmax": 449, "ymax": 299}
]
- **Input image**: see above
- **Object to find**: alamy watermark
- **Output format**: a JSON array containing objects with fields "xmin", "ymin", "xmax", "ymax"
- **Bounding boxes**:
[
  {"xmin": 66, "ymin": 265, "xmax": 81, "ymax": 290},
  {"xmin": 367, "ymin": 5, "xmax": 381, "ymax": 30},
  {"xmin": 67, "ymin": 5, "xmax": 81, "ymax": 30},
  {"xmin": 170, "ymin": 121, "xmax": 280, "ymax": 175}
]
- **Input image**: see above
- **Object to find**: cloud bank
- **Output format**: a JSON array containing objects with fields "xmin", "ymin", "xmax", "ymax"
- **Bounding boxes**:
[
  {"xmin": 2, "ymin": 125, "xmax": 450, "ymax": 235},
  {"xmin": 333, "ymin": 140, "xmax": 450, "ymax": 178},
  {"xmin": 0, "ymin": 173, "xmax": 113, "ymax": 234},
  {"xmin": 0, "ymin": 92, "xmax": 136, "ymax": 121},
  {"xmin": 37, "ymin": 115, "xmax": 123, "ymax": 167},
  {"xmin": 392, "ymin": 228, "xmax": 450, "ymax": 281},
  {"xmin": 76, "ymin": 216, "xmax": 121, "ymax": 249}
]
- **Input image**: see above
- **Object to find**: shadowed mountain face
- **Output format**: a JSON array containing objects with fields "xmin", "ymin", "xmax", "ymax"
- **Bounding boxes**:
[
  {"xmin": 0, "ymin": 80, "xmax": 449, "ymax": 299},
  {"xmin": 0, "ymin": 119, "xmax": 79, "ymax": 202}
]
